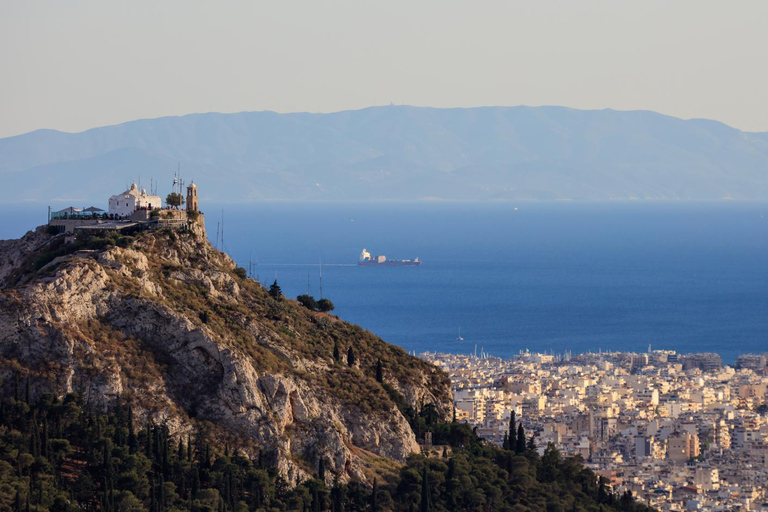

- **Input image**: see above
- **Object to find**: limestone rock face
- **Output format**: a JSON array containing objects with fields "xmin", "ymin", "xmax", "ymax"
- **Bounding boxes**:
[{"xmin": 0, "ymin": 226, "xmax": 452, "ymax": 484}]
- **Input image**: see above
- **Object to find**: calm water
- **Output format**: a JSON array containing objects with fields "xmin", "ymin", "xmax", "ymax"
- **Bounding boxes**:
[{"xmin": 3, "ymin": 202, "xmax": 768, "ymax": 364}]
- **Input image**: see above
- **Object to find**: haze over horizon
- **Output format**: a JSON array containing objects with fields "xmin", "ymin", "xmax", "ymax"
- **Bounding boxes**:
[
  {"xmin": 2, "ymin": 0, "xmax": 768, "ymax": 138},
  {"xmin": 3, "ymin": 105, "xmax": 767, "ymax": 204}
]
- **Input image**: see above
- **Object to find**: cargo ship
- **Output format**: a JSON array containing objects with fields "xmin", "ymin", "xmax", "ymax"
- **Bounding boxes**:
[{"xmin": 358, "ymin": 248, "xmax": 422, "ymax": 267}]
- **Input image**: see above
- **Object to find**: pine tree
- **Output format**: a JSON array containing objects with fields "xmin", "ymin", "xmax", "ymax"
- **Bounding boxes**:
[
  {"xmin": 375, "ymin": 359, "xmax": 383, "ymax": 383},
  {"xmin": 269, "ymin": 280, "xmax": 282, "ymax": 299},
  {"xmin": 347, "ymin": 347, "xmax": 356, "ymax": 367}
]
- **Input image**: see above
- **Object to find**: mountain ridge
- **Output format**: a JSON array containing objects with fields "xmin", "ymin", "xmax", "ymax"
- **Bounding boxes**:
[{"xmin": 2, "ymin": 105, "xmax": 768, "ymax": 202}]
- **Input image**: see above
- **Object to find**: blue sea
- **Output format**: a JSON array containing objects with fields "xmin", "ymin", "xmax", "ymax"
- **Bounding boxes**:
[{"xmin": 3, "ymin": 202, "xmax": 768, "ymax": 364}]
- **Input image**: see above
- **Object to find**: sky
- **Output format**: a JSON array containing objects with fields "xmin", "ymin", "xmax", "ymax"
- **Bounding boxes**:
[{"xmin": 1, "ymin": 0, "xmax": 767, "ymax": 138}]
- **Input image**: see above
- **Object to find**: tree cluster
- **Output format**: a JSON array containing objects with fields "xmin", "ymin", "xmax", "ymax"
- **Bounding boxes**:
[
  {"xmin": 0, "ymin": 373, "xmax": 655, "ymax": 512},
  {"xmin": 297, "ymin": 294, "xmax": 335, "ymax": 313},
  {"xmin": 166, "ymin": 193, "xmax": 184, "ymax": 208}
]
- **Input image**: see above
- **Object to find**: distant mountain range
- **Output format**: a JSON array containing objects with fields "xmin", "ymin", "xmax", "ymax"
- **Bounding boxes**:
[{"xmin": 2, "ymin": 105, "xmax": 768, "ymax": 203}]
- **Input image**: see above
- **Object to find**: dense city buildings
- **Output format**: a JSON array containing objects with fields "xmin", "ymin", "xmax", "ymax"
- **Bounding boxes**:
[{"xmin": 423, "ymin": 349, "xmax": 768, "ymax": 511}]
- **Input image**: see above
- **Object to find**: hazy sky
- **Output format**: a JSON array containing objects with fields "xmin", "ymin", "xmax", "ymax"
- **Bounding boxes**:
[{"xmin": 1, "ymin": 0, "xmax": 767, "ymax": 138}]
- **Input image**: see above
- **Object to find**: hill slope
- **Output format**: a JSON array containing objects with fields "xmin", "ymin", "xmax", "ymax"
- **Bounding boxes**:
[
  {"xmin": 2, "ymin": 106, "xmax": 768, "ymax": 202},
  {"xmin": 0, "ymin": 221, "xmax": 452, "ymax": 485}
]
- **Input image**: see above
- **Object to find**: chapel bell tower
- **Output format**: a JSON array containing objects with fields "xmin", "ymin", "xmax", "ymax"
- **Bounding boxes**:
[{"xmin": 186, "ymin": 182, "xmax": 198, "ymax": 212}]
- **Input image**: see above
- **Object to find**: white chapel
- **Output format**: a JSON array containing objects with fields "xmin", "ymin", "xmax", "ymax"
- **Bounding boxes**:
[{"xmin": 108, "ymin": 182, "xmax": 163, "ymax": 217}]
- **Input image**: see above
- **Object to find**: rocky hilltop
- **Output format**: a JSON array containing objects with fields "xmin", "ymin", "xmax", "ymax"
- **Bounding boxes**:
[{"xmin": 0, "ymin": 221, "xmax": 451, "ymax": 485}]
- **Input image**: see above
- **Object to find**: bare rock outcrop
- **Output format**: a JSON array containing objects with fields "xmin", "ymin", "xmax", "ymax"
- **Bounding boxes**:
[{"xmin": 0, "ymin": 225, "xmax": 452, "ymax": 485}]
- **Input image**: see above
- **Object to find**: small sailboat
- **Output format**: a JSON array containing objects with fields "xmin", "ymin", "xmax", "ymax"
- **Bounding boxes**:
[{"xmin": 457, "ymin": 327, "xmax": 464, "ymax": 341}]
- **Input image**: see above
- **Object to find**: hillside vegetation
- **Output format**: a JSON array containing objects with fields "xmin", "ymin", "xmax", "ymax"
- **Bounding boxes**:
[
  {"xmin": 0, "ymin": 388, "xmax": 655, "ymax": 512},
  {"xmin": 0, "ymin": 224, "xmax": 451, "ymax": 487},
  {"xmin": 0, "ymin": 225, "xmax": 656, "ymax": 510}
]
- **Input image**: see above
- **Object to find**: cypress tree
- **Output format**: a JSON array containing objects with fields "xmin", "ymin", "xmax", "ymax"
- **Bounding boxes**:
[
  {"xmin": 150, "ymin": 474, "xmax": 157, "ymax": 512},
  {"xmin": 502, "ymin": 432, "xmax": 509, "ymax": 450},
  {"xmin": 527, "ymin": 433, "xmax": 537, "ymax": 452},
  {"xmin": 160, "ymin": 475, "xmax": 166, "ymax": 512},
  {"xmin": 178, "ymin": 438, "xmax": 185, "ymax": 462},
  {"xmin": 127, "ymin": 406, "xmax": 137, "ymax": 452},
  {"xmin": 347, "ymin": 346, "xmax": 356, "ymax": 367},
  {"xmin": 331, "ymin": 478, "xmax": 343, "ymax": 512},
  {"xmin": 42, "ymin": 417, "xmax": 49, "ymax": 459},
  {"xmin": 227, "ymin": 468, "xmax": 235, "ymax": 511},
  {"xmin": 333, "ymin": 340, "xmax": 341, "ymax": 362},
  {"xmin": 29, "ymin": 412, "xmax": 39, "ymax": 458},
  {"xmin": 370, "ymin": 477, "xmax": 378, "ymax": 512},
  {"xmin": 375, "ymin": 359, "xmax": 383, "ymax": 383},
  {"xmin": 162, "ymin": 435, "xmax": 169, "ymax": 476},
  {"xmin": 420, "ymin": 465, "xmax": 430, "ymax": 512},
  {"xmin": 145, "ymin": 424, "xmax": 152, "ymax": 459},
  {"xmin": 445, "ymin": 457, "xmax": 458, "ymax": 510},
  {"xmin": 516, "ymin": 424, "xmax": 526, "ymax": 454},
  {"xmin": 14, "ymin": 373, "xmax": 20, "ymax": 402},
  {"xmin": 318, "ymin": 457, "xmax": 325, "ymax": 482},
  {"xmin": 204, "ymin": 443, "xmax": 211, "ymax": 469},
  {"xmin": 25, "ymin": 375, "xmax": 30, "ymax": 404},
  {"xmin": 192, "ymin": 466, "xmax": 200, "ymax": 497},
  {"xmin": 508, "ymin": 411, "xmax": 516, "ymax": 451},
  {"xmin": 103, "ymin": 441, "xmax": 112, "ymax": 479},
  {"xmin": 155, "ymin": 426, "xmax": 163, "ymax": 462}
]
